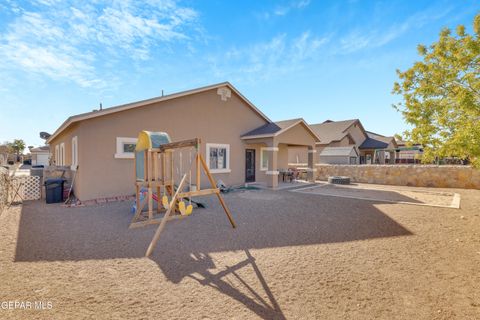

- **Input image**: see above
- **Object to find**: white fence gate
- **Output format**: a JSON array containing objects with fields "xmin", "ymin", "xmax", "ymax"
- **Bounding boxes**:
[{"xmin": 10, "ymin": 176, "xmax": 41, "ymax": 201}]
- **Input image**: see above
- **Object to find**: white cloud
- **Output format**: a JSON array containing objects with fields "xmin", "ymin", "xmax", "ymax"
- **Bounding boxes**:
[
  {"xmin": 209, "ymin": 31, "xmax": 328, "ymax": 83},
  {"xmin": 0, "ymin": 0, "xmax": 199, "ymax": 88},
  {"xmin": 262, "ymin": 0, "xmax": 311, "ymax": 18},
  {"xmin": 338, "ymin": 6, "xmax": 453, "ymax": 53}
]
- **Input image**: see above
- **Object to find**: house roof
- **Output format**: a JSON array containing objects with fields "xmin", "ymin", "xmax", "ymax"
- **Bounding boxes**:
[
  {"xmin": 319, "ymin": 146, "xmax": 358, "ymax": 157},
  {"xmin": 47, "ymin": 82, "xmax": 271, "ymax": 144},
  {"xmin": 359, "ymin": 131, "xmax": 396, "ymax": 150},
  {"xmin": 241, "ymin": 122, "xmax": 281, "ymax": 137},
  {"xmin": 241, "ymin": 118, "xmax": 321, "ymax": 142},
  {"xmin": 30, "ymin": 146, "xmax": 50, "ymax": 153},
  {"xmin": 309, "ymin": 119, "xmax": 363, "ymax": 144}
]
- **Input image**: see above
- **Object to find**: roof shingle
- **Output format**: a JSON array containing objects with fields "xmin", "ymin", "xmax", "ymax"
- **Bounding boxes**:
[{"xmin": 309, "ymin": 119, "xmax": 358, "ymax": 144}]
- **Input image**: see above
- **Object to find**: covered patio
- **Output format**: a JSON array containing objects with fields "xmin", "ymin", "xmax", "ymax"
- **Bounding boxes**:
[{"xmin": 241, "ymin": 118, "xmax": 321, "ymax": 188}]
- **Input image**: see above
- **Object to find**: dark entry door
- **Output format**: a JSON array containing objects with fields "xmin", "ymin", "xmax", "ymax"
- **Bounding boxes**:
[{"xmin": 245, "ymin": 149, "xmax": 255, "ymax": 182}]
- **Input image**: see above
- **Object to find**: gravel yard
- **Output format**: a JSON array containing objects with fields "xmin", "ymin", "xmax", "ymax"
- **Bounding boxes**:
[
  {"xmin": 0, "ymin": 187, "xmax": 479, "ymax": 319},
  {"xmin": 292, "ymin": 183, "xmax": 461, "ymax": 208}
]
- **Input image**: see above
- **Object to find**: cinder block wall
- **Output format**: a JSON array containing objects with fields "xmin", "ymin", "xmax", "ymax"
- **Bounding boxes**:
[{"xmin": 315, "ymin": 165, "xmax": 480, "ymax": 189}]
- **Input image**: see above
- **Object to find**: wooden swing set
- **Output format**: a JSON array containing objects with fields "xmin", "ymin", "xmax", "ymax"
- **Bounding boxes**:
[{"xmin": 130, "ymin": 131, "xmax": 236, "ymax": 257}]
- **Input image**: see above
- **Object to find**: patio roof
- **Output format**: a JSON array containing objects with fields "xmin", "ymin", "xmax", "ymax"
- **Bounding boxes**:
[
  {"xmin": 359, "ymin": 131, "xmax": 397, "ymax": 150},
  {"xmin": 241, "ymin": 118, "xmax": 320, "ymax": 142}
]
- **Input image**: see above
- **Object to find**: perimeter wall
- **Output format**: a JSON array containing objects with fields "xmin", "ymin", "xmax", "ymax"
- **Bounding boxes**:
[{"xmin": 315, "ymin": 165, "xmax": 480, "ymax": 189}]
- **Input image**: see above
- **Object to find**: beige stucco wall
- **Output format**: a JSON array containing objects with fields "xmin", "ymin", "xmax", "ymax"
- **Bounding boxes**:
[
  {"xmin": 277, "ymin": 144, "xmax": 289, "ymax": 169},
  {"xmin": 287, "ymin": 146, "xmax": 308, "ymax": 164},
  {"xmin": 273, "ymin": 123, "xmax": 317, "ymax": 147},
  {"xmin": 49, "ymin": 123, "xmax": 80, "ymax": 166},
  {"xmin": 276, "ymin": 123, "xmax": 316, "ymax": 169},
  {"xmin": 51, "ymin": 88, "xmax": 269, "ymax": 200},
  {"xmin": 315, "ymin": 164, "xmax": 480, "ymax": 189},
  {"xmin": 328, "ymin": 136, "xmax": 351, "ymax": 147},
  {"xmin": 346, "ymin": 123, "xmax": 367, "ymax": 145},
  {"xmin": 48, "ymin": 124, "xmax": 82, "ymax": 194}
]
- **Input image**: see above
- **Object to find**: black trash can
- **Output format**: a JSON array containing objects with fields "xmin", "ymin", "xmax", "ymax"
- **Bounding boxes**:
[{"xmin": 45, "ymin": 178, "xmax": 65, "ymax": 204}]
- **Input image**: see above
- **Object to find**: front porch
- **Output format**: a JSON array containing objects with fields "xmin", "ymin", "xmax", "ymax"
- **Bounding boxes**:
[{"xmin": 241, "ymin": 119, "xmax": 321, "ymax": 189}]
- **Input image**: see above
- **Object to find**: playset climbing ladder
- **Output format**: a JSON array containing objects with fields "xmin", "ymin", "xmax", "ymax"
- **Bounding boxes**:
[{"xmin": 130, "ymin": 131, "xmax": 236, "ymax": 256}]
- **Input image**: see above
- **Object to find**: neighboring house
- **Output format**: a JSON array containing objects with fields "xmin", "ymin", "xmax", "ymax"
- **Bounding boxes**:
[
  {"xmin": 359, "ymin": 131, "xmax": 398, "ymax": 164},
  {"xmin": 288, "ymin": 119, "xmax": 399, "ymax": 166},
  {"xmin": 47, "ymin": 82, "xmax": 319, "ymax": 201},
  {"xmin": 395, "ymin": 140, "xmax": 423, "ymax": 164},
  {"xmin": 29, "ymin": 146, "xmax": 51, "ymax": 166},
  {"xmin": 289, "ymin": 119, "xmax": 367, "ymax": 165}
]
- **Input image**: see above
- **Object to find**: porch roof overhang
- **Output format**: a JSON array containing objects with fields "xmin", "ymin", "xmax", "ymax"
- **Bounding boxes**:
[{"xmin": 241, "ymin": 118, "xmax": 321, "ymax": 144}]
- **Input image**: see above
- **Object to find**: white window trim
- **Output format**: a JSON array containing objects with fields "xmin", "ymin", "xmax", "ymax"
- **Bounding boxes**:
[
  {"xmin": 115, "ymin": 137, "xmax": 137, "ymax": 159},
  {"xmin": 206, "ymin": 143, "xmax": 231, "ymax": 174},
  {"xmin": 260, "ymin": 147, "xmax": 270, "ymax": 171},
  {"xmin": 55, "ymin": 145, "xmax": 59, "ymax": 165},
  {"xmin": 71, "ymin": 136, "xmax": 78, "ymax": 170},
  {"xmin": 60, "ymin": 142, "xmax": 65, "ymax": 166}
]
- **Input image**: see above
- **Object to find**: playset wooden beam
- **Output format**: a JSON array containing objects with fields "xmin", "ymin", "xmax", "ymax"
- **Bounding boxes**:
[
  {"xmin": 199, "ymin": 154, "xmax": 237, "ymax": 229},
  {"xmin": 146, "ymin": 173, "xmax": 188, "ymax": 257},
  {"xmin": 130, "ymin": 134, "xmax": 236, "ymax": 257}
]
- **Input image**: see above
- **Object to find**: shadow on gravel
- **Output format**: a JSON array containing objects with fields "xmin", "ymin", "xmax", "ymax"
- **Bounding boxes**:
[{"xmin": 14, "ymin": 190, "xmax": 412, "ymax": 319}]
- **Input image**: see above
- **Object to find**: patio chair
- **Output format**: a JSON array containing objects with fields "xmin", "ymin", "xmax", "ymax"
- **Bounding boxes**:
[{"xmin": 287, "ymin": 168, "xmax": 299, "ymax": 182}]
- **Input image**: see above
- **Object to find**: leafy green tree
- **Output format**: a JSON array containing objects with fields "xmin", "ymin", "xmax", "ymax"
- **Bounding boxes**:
[
  {"xmin": 393, "ymin": 14, "xmax": 480, "ymax": 167},
  {"xmin": 7, "ymin": 139, "xmax": 26, "ymax": 161}
]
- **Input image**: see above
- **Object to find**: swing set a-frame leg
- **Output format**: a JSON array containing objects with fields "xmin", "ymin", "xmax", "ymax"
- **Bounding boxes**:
[
  {"xmin": 146, "ymin": 174, "xmax": 188, "ymax": 257},
  {"xmin": 145, "ymin": 154, "xmax": 236, "ymax": 257},
  {"xmin": 198, "ymin": 154, "xmax": 236, "ymax": 229}
]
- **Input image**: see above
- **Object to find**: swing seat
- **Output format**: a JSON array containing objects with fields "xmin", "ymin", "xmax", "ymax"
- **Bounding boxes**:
[
  {"xmin": 178, "ymin": 201, "xmax": 193, "ymax": 216},
  {"xmin": 162, "ymin": 195, "xmax": 170, "ymax": 209}
]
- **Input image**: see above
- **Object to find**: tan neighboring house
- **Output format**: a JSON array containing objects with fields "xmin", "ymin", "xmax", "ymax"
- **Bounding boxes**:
[
  {"xmin": 289, "ymin": 119, "xmax": 367, "ymax": 165},
  {"xmin": 47, "ymin": 82, "xmax": 319, "ymax": 201},
  {"xmin": 288, "ymin": 119, "xmax": 398, "ymax": 165}
]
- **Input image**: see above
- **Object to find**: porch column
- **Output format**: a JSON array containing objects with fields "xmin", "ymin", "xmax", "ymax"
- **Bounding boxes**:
[
  {"xmin": 307, "ymin": 146, "xmax": 316, "ymax": 182},
  {"xmin": 265, "ymin": 146, "xmax": 279, "ymax": 188},
  {"xmin": 389, "ymin": 151, "xmax": 396, "ymax": 164}
]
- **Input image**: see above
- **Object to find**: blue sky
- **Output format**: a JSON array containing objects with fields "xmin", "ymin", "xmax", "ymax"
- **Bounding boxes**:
[{"xmin": 0, "ymin": 0, "xmax": 477, "ymax": 147}]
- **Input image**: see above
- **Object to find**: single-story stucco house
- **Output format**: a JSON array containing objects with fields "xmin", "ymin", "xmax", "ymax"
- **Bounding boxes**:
[{"xmin": 47, "ymin": 82, "xmax": 320, "ymax": 201}]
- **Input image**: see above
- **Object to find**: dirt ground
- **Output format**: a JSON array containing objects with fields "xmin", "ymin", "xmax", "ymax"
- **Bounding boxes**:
[{"xmin": 0, "ymin": 187, "xmax": 479, "ymax": 319}]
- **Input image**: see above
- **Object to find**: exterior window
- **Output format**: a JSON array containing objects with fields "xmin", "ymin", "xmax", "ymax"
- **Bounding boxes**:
[
  {"xmin": 59, "ymin": 143, "xmax": 65, "ymax": 166},
  {"xmin": 115, "ymin": 137, "xmax": 137, "ymax": 159},
  {"xmin": 206, "ymin": 143, "xmax": 230, "ymax": 173},
  {"xmin": 260, "ymin": 148, "xmax": 269, "ymax": 171},
  {"xmin": 71, "ymin": 136, "xmax": 78, "ymax": 170},
  {"xmin": 55, "ymin": 145, "xmax": 59, "ymax": 165},
  {"xmin": 349, "ymin": 157, "xmax": 357, "ymax": 165}
]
